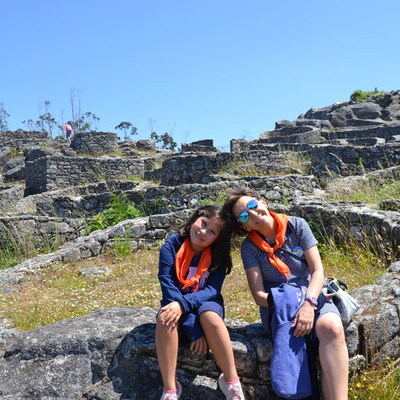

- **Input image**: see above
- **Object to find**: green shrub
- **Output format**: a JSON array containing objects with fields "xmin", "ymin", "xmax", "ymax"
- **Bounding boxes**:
[
  {"xmin": 136, "ymin": 195, "xmax": 166, "ymax": 216},
  {"xmin": 87, "ymin": 194, "xmax": 143, "ymax": 233},
  {"xmin": 350, "ymin": 89, "xmax": 379, "ymax": 102}
]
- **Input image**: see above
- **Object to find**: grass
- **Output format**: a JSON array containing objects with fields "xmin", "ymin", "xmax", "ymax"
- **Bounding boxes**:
[
  {"xmin": 325, "ymin": 179, "xmax": 400, "ymax": 207},
  {"xmin": 219, "ymin": 161, "xmax": 264, "ymax": 177},
  {"xmin": 348, "ymin": 358, "xmax": 400, "ymax": 400},
  {"xmin": 0, "ymin": 231, "xmax": 61, "ymax": 270},
  {"xmin": 218, "ymin": 152, "xmax": 312, "ymax": 177},
  {"xmin": 284, "ymin": 152, "xmax": 312, "ymax": 175},
  {"xmin": 200, "ymin": 192, "xmax": 228, "ymax": 206}
]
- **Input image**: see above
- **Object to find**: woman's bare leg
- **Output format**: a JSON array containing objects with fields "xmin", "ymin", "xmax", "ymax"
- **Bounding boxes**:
[{"xmin": 315, "ymin": 313, "xmax": 348, "ymax": 400}]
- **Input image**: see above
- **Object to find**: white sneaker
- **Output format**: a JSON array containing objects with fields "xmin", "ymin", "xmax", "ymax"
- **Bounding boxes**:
[
  {"xmin": 160, "ymin": 381, "xmax": 182, "ymax": 400},
  {"xmin": 218, "ymin": 374, "xmax": 245, "ymax": 400}
]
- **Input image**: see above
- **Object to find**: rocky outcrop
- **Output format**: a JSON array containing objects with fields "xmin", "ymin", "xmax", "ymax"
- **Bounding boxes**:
[{"xmin": 0, "ymin": 307, "xmax": 274, "ymax": 400}]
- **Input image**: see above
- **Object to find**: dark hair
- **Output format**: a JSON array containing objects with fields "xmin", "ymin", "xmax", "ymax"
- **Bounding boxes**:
[
  {"xmin": 178, "ymin": 205, "xmax": 233, "ymax": 275},
  {"xmin": 222, "ymin": 188, "xmax": 261, "ymax": 237}
]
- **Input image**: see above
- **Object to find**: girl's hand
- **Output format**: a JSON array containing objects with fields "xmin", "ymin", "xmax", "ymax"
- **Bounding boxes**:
[
  {"xmin": 159, "ymin": 301, "xmax": 183, "ymax": 327},
  {"xmin": 292, "ymin": 302, "xmax": 315, "ymax": 337},
  {"xmin": 190, "ymin": 336, "xmax": 208, "ymax": 355}
]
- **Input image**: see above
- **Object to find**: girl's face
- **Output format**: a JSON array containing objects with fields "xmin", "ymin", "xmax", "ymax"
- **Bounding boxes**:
[
  {"xmin": 189, "ymin": 216, "xmax": 224, "ymax": 254},
  {"xmin": 232, "ymin": 195, "xmax": 269, "ymax": 231}
]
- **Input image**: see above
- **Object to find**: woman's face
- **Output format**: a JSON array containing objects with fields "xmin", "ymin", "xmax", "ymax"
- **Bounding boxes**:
[
  {"xmin": 232, "ymin": 196, "xmax": 269, "ymax": 231},
  {"xmin": 189, "ymin": 216, "xmax": 223, "ymax": 254}
]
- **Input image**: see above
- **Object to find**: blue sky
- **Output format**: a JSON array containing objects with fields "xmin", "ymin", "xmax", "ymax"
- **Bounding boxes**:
[{"xmin": 1, "ymin": 1, "xmax": 399, "ymax": 150}]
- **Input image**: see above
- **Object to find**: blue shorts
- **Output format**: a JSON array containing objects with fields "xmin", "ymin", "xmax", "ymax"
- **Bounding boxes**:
[{"xmin": 180, "ymin": 301, "xmax": 224, "ymax": 342}]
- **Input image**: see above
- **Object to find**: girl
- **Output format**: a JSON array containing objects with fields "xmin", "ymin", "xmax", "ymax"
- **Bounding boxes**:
[
  {"xmin": 156, "ymin": 205, "xmax": 245, "ymax": 400},
  {"xmin": 222, "ymin": 189, "xmax": 348, "ymax": 400}
]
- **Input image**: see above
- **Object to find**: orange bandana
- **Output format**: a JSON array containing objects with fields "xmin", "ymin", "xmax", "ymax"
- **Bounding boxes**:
[
  {"xmin": 175, "ymin": 238, "xmax": 212, "ymax": 292},
  {"xmin": 248, "ymin": 211, "xmax": 291, "ymax": 278}
]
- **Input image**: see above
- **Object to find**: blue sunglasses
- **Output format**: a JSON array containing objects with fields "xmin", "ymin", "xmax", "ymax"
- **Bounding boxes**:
[{"xmin": 237, "ymin": 199, "xmax": 259, "ymax": 223}]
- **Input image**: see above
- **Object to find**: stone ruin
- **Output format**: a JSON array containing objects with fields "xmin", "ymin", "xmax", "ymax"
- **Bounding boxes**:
[{"xmin": 0, "ymin": 90, "xmax": 400, "ymax": 398}]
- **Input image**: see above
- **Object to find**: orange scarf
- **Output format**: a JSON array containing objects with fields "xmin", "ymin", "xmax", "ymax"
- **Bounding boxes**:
[
  {"xmin": 175, "ymin": 238, "xmax": 212, "ymax": 292},
  {"xmin": 248, "ymin": 211, "xmax": 291, "ymax": 277}
]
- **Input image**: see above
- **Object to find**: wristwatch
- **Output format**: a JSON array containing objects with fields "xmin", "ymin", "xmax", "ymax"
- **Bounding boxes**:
[{"xmin": 305, "ymin": 296, "xmax": 318, "ymax": 309}]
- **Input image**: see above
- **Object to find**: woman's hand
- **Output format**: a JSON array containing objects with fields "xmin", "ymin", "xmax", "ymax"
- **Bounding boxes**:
[
  {"xmin": 190, "ymin": 336, "xmax": 208, "ymax": 355},
  {"xmin": 292, "ymin": 302, "xmax": 315, "ymax": 337},
  {"xmin": 159, "ymin": 301, "xmax": 183, "ymax": 327}
]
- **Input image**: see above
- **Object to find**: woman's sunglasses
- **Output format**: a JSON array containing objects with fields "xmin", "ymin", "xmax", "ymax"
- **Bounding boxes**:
[{"xmin": 237, "ymin": 199, "xmax": 259, "ymax": 223}]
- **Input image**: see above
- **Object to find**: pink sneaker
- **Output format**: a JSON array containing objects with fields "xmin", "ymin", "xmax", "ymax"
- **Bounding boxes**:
[
  {"xmin": 218, "ymin": 374, "xmax": 245, "ymax": 400},
  {"xmin": 160, "ymin": 381, "xmax": 182, "ymax": 400}
]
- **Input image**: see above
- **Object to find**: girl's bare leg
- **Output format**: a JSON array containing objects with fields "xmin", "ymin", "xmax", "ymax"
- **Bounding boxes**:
[
  {"xmin": 200, "ymin": 311, "xmax": 239, "ymax": 382},
  {"xmin": 155, "ymin": 313, "xmax": 180, "ymax": 390}
]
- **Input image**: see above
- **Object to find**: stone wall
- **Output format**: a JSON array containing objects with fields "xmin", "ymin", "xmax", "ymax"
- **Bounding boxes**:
[
  {"xmin": 27, "ymin": 176, "xmax": 317, "ymax": 218},
  {"xmin": 146, "ymin": 151, "xmax": 309, "ymax": 185},
  {"xmin": 71, "ymin": 131, "xmax": 118, "ymax": 155},
  {"xmin": 288, "ymin": 202, "xmax": 400, "ymax": 259},
  {"xmin": 309, "ymin": 143, "xmax": 400, "ymax": 177},
  {"xmin": 181, "ymin": 139, "xmax": 219, "ymax": 153},
  {"xmin": 25, "ymin": 155, "xmax": 145, "ymax": 195},
  {"xmin": 322, "ymin": 124, "xmax": 400, "ymax": 142},
  {"xmin": 3, "ymin": 178, "xmax": 400, "ymax": 256},
  {"xmin": 259, "ymin": 125, "xmax": 324, "ymax": 144},
  {"xmin": 145, "ymin": 153, "xmax": 233, "ymax": 185},
  {"xmin": 0, "ymin": 210, "xmax": 191, "ymax": 292},
  {"xmin": 0, "ymin": 177, "xmax": 318, "ymax": 251},
  {"xmin": 0, "ymin": 130, "xmax": 49, "ymax": 149},
  {"xmin": 0, "ymin": 185, "xmax": 25, "ymax": 210},
  {"xmin": 0, "ymin": 215, "xmax": 86, "ymax": 252},
  {"xmin": 230, "ymin": 140, "xmax": 400, "ymax": 178}
]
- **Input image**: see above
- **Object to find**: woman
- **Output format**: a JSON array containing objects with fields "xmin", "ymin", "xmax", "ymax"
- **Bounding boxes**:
[{"xmin": 222, "ymin": 188, "xmax": 348, "ymax": 400}]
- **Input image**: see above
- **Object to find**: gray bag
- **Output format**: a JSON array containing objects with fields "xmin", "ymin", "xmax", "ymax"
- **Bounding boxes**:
[{"xmin": 325, "ymin": 278, "xmax": 360, "ymax": 324}]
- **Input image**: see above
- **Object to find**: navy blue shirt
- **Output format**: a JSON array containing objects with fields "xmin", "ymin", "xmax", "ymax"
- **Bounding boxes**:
[
  {"xmin": 158, "ymin": 234, "xmax": 225, "ymax": 340},
  {"xmin": 241, "ymin": 216, "xmax": 340, "ymax": 332}
]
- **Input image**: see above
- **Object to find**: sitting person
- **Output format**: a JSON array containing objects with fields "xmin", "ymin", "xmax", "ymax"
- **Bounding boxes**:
[
  {"xmin": 222, "ymin": 188, "xmax": 348, "ymax": 400},
  {"xmin": 156, "ymin": 205, "xmax": 245, "ymax": 400}
]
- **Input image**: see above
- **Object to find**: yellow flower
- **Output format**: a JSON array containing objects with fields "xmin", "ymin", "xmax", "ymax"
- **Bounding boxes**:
[{"xmin": 356, "ymin": 382, "xmax": 362, "ymax": 388}]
